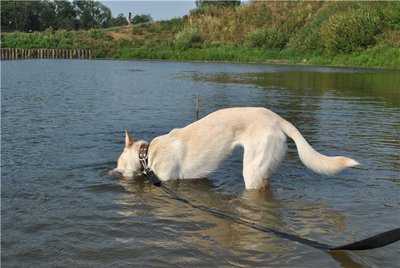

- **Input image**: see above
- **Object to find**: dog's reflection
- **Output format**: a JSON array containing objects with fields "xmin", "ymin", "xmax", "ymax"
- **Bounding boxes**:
[{"xmin": 115, "ymin": 176, "xmax": 364, "ymax": 267}]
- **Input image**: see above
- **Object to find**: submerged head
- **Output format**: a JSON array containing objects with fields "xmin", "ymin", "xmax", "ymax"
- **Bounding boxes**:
[{"xmin": 108, "ymin": 130, "xmax": 144, "ymax": 179}]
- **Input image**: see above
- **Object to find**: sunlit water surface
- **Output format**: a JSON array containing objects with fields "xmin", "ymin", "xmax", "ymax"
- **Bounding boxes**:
[{"xmin": 2, "ymin": 60, "xmax": 399, "ymax": 267}]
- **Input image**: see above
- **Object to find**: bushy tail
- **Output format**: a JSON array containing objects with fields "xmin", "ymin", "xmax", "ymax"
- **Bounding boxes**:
[{"xmin": 278, "ymin": 117, "xmax": 359, "ymax": 175}]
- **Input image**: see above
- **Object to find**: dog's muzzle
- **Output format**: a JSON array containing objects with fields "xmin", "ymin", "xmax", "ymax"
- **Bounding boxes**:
[
  {"xmin": 108, "ymin": 168, "xmax": 138, "ymax": 179},
  {"xmin": 107, "ymin": 168, "xmax": 125, "ymax": 178}
]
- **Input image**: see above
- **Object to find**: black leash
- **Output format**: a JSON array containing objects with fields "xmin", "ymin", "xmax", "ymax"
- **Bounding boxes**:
[
  {"xmin": 138, "ymin": 144, "xmax": 400, "ymax": 251},
  {"xmin": 158, "ymin": 184, "xmax": 400, "ymax": 251}
]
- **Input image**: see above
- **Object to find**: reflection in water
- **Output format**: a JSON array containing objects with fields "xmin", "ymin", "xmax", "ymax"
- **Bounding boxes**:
[
  {"xmin": 2, "ymin": 60, "xmax": 398, "ymax": 267},
  {"xmin": 191, "ymin": 69, "xmax": 400, "ymax": 107},
  {"xmin": 117, "ymin": 178, "xmax": 367, "ymax": 267}
]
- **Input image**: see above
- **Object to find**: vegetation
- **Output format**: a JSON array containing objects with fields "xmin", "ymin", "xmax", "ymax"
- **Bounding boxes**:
[
  {"xmin": 130, "ymin": 14, "xmax": 153, "ymax": 24},
  {"xmin": 1, "ymin": 1, "xmax": 399, "ymax": 68},
  {"xmin": 174, "ymin": 26, "xmax": 201, "ymax": 49},
  {"xmin": 1, "ymin": 0, "xmax": 141, "ymax": 31}
]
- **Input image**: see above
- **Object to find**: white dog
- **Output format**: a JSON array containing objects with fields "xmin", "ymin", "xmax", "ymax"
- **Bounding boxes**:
[{"xmin": 109, "ymin": 107, "xmax": 359, "ymax": 189}]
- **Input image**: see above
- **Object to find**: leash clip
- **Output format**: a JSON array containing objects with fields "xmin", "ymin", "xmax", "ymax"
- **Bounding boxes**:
[{"xmin": 139, "ymin": 143, "xmax": 161, "ymax": 187}]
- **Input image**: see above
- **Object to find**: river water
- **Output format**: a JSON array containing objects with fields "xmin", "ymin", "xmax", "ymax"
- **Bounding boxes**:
[{"xmin": 1, "ymin": 60, "xmax": 399, "ymax": 267}]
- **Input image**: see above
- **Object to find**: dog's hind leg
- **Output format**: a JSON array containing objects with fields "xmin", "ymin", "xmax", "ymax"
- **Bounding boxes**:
[{"xmin": 242, "ymin": 130, "xmax": 287, "ymax": 190}]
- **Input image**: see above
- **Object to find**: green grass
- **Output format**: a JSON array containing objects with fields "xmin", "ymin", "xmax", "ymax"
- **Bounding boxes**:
[
  {"xmin": 2, "ymin": 1, "xmax": 399, "ymax": 68},
  {"xmin": 3, "ymin": 29, "xmax": 399, "ymax": 68},
  {"xmin": 113, "ymin": 45, "xmax": 400, "ymax": 68}
]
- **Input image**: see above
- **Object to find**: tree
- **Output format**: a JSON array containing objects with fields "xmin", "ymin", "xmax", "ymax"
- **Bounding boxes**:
[
  {"xmin": 1, "ymin": 1, "xmax": 19, "ymax": 31},
  {"xmin": 195, "ymin": 0, "xmax": 241, "ymax": 9},
  {"xmin": 74, "ymin": 0, "xmax": 112, "ymax": 29},
  {"xmin": 0, "ymin": 0, "xmax": 124, "ymax": 32},
  {"xmin": 54, "ymin": 0, "xmax": 78, "ymax": 30},
  {"xmin": 131, "ymin": 14, "xmax": 153, "ymax": 24},
  {"xmin": 111, "ymin": 13, "xmax": 128, "ymax": 27},
  {"xmin": 1, "ymin": 1, "xmax": 50, "ymax": 32},
  {"xmin": 38, "ymin": 0, "xmax": 57, "ymax": 30}
]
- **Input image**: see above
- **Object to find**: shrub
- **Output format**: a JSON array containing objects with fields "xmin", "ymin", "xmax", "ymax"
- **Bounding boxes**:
[
  {"xmin": 246, "ymin": 28, "xmax": 287, "ymax": 49},
  {"xmin": 88, "ymin": 29, "xmax": 112, "ymax": 41},
  {"xmin": 373, "ymin": 1, "xmax": 400, "ymax": 30},
  {"xmin": 159, "ymin": 18, "xmax": 182, "ymax": 32},
  {"xmin": 174, "ymin": 26, "xmax": 201, "ymax": 49},
  {"xmin": 287, "ymin": 2, "xmax": 361, "ymax": 52},
  {"xmin": 319, "ymin": 8, "xmax": 382, "ymax": 53}
]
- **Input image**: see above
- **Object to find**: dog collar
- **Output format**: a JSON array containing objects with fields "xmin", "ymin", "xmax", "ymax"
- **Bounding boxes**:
[
  {"xmin": 139, "ymin": 143, "xmax": 149, "ymax": 171},
  {"xmin": 139, "ymin": 143, "xmax": 161, "ymax": 187}
]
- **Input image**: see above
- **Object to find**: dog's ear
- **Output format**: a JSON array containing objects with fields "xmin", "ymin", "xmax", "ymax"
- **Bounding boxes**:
[{"xmin": 125, "ymin": 129, "xmax": 134, "ymax": 147}]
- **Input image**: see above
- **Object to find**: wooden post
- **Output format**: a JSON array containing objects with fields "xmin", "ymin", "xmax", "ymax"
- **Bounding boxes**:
[
  {"xmin": 195, "ymin": 92, "xmax": 200, "ymax": 121},
  {"xmin": 1, "ymin": 48, "xmax": 93, "ymax": 60}
]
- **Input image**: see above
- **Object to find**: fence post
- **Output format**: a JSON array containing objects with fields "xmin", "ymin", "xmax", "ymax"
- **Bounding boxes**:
[{"xmin": 1, "ymin": 48, "xmax": 93, "ymax": 60}]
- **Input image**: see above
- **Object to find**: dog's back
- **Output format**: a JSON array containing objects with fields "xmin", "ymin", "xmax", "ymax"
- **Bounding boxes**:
[
  {"xmin": 113, "ymin": 107, "xmax": 359, "ymax": 189},
  {"xmin": 152, "ymin": 107, "xmax": 359, "ymax": 188}
]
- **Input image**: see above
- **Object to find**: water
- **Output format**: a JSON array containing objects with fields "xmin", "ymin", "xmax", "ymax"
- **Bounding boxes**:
[{"xmin": 1, "ymin": 60, "xmax": 399, "ymax": 267}]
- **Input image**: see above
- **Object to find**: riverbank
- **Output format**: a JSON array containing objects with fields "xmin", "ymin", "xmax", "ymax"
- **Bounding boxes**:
[
  {"xmin": 2, "ymin": 29, "xmax": 398, "ymax": 69},
  {"xmin": 1, "ymin": 1, "xmax": 399, "ymax": 68},
  {"xmin": 112, "ymin": 45, "xmax": 400, "ymax": 69}
]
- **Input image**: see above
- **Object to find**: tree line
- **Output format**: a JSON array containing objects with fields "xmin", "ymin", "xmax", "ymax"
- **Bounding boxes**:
[{"xmin": 1, "ymin": 0, "xmax": 153, "ymax": 32}]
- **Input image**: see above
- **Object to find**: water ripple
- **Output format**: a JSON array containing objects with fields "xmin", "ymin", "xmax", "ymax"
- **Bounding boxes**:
[{"xmin": 2, "ymin": 60, "xmax": 399, "ymax": 267}]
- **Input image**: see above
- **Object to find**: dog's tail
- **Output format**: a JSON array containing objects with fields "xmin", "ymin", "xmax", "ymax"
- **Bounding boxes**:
[{"xmin": 278, "ymin": 117, "xmax": 359, "ymax": 175}]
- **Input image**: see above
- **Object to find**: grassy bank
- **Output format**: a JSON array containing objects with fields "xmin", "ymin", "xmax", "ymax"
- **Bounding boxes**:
[
  {"xmin": 113, "ymin": 46, "xmax": 400, "ymax": 68},
  {"xmin": 2, "ymin": 1, "xmax": 399, "ymax": 68}
]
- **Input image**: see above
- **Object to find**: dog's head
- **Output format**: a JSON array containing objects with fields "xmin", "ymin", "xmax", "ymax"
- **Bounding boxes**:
[{"xmin": 108, "ymin": 130, "xmax": 144, "ymax": 179}]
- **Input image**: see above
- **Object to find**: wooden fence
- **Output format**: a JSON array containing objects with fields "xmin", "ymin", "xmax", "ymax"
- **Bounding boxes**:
[{"xmin": 1, "ymin": 48, "xmax": 91, "ymax": 60}]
